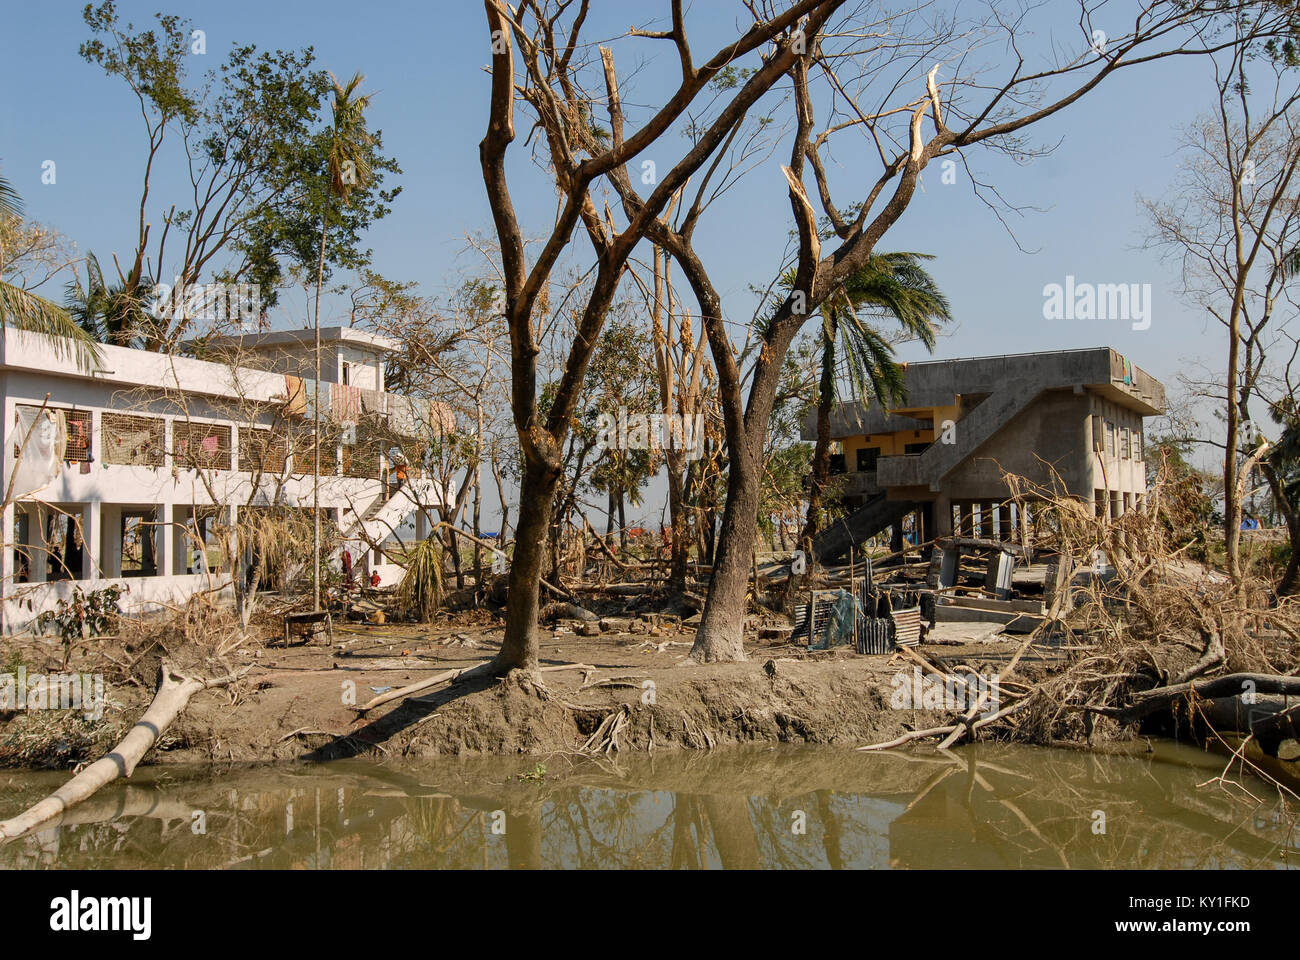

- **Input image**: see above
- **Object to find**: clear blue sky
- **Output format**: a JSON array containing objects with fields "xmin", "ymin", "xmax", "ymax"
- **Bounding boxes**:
[{"xmin": 1, "ymin": 1, "xmax": 1242, "ymax": 506}]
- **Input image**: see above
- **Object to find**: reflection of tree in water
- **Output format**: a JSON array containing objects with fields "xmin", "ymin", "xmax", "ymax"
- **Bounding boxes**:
[
  {"xmin": 888, "ymin": 747, "xmax": 1297, "ymax": 870},
  {"xmin": 0, "ymin": 746, "xmax": 1294, "ymax": 869}
]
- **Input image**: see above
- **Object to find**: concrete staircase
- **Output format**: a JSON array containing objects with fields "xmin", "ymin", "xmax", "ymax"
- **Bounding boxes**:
[
  {"xmin": 876, "ymin": 384, "xmax": 1045, "ymax": 490},
  {"xmin": 341, "ymin": 478, "xmax": 436, "ymax": 552},
  {"xmin": 811, "ymin": 493, "xmax": 920, "ymax": 564}
]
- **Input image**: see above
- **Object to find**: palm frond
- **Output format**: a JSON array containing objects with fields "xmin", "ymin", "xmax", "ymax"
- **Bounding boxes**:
[
  {"xmin": 0, "ymin": 281, "xmax": 103, "ymax": 371},
  {"xmin": 0, "ymin": 171, "xmax": 22, "ymax": 221}
]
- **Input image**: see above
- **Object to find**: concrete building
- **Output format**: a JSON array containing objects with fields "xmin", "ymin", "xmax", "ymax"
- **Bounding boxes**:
[
  {"xmin": 0, "ymin": 327, "xmax": 450, "ymax": 631},
  {"xmin": 802, "ymin": 346, "xmax": 1165, "ymax": 561}
]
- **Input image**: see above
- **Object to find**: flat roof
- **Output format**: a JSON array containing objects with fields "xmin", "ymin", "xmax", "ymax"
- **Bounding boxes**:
[{"xmin": 179, "ymin": 326, "xmax": 399, "ymax": 355}]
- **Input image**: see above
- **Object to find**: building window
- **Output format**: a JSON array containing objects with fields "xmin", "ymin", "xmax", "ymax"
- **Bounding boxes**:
[
  {"xmin": 1120, "ymin": 427, "xmax": 1130, "ymax": 459},
  {"xmin": 342, "ymin": 362, "xmax": 351, "ymax": 386},
  {"xmin": 239, "ymin": 427, "xmax": 289, "ymax": 475},
  {"xmin": 904, "ymin": 442, "xmax": 930, "ymax": 455},
  {"xmin": 1134, "ymin": 427, "xmax": 1143, "ymax": 462},
  {"xmin": 856, "ymin": 447, "xmax": 880, "ymax": 472},
  {"xmin": 1091, "ymin": 415, "xmax": 1105, "ymax": 452},
  {"xmin": 13, "ymin": 405, "xmax": 92, "ymax": 464},
  {"xmin": 64, "ymin": 410, "xmax": 92, "ymax": 463},
  {"xmin": 103, "ymin": 413, "xmax": 165, "ymax": 466},
  {"xmin": 173, "ymin": 421, "xmax": 233, "ymax": 471}
]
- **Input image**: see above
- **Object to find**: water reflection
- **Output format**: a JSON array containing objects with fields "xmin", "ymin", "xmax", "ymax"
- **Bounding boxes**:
[{"xmin": 0, "ymin": 743, "xmax": 1294, "ymax": 869}]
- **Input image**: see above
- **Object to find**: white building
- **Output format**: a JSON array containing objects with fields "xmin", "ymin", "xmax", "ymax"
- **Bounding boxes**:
[{"xmin": 0, "ymin": 327, "xmax": 450, "ymax": 632}]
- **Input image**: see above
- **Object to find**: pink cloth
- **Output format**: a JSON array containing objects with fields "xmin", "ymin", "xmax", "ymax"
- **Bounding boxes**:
[{"xmin": 331, "ymin": 383, "xmax": 361, "ymax": 422}]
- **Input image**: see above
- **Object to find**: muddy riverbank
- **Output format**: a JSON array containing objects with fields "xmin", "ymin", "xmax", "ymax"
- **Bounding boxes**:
[{"xmin": 0, "ymin": 616, "xmax": 1059, "ymax": 768}]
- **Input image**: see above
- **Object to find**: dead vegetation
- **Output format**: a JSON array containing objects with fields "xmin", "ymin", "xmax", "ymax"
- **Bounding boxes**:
[{"xmin": 858, "ymin": 466, "xmax": 1300, "ymax": 800}]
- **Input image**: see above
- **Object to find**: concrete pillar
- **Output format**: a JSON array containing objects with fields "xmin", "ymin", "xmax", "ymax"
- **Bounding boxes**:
[
  {"xmin": 958, "ymin": 503, "xmax": 972, "ymax": 537},
  {"xmin": 159, "ymin": 502, "xmax": 175, "ymax": 577},
  {"xmin": 82, "ymin": 501, "xmax": 101, "ymax": 580},
  {"xmin": 102, "ymin": 505, "xmax": 122, "ymax": 578},
  {"xmin": 934, "ymin": 494, "xmax": 953, "ymax": 538},
  {"xmin": 30, "ymin": 505, "xmax": 48, "ymax": 582},
  {"xmin": 995, "ymin": 504, "xmax": 1010, "ymax": 541}
]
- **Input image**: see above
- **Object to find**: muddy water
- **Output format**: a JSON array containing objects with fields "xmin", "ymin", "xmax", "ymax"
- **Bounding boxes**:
[{"xmin": 0, "ymin": 742, "xmax": 1295, "ymax": 869}]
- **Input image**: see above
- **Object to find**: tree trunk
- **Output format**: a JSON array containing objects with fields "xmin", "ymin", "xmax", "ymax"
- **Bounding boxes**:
[
  {"xmin": 1261, "ymin": 459, "xmax": 1300, "ymax": 596},
  {"xmin": 618, "ymin": 489, "xmax": 627, "ymax": 553},
  {"xmin": 666, "ymin": 449, "xmax": 689, "ymax": 591},
  {"xmin": 0, "ymin": 663, "xmax": 240, "ymax": 840},
  {"xmin": 691, "ymin": 447, "xmax": 761, "ymax": 661},
  {"xmin": 493, "ymin": 457, "xmax": 559, "ymax": 674},
  {"xmin": 801, "ymin": 330, "xmax": 837, "ymax": 549},
  {"xmin": 690, "ymin": 322, "xmax": 794, "ymax": 662},
  {"xmin": 448, "ymin": 527, "xmax": 464, "ymax": 591},
  {"xmin": 312, "ymin": 211, "xmax": 330, "ymax": 613}
]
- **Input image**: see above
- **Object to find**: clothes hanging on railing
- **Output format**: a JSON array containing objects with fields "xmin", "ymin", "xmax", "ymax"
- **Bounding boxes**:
[
  {"xmin": 284, "ymin": 375, "xmax": 307, "ymax": 417},
  {"xmin": 332, "ymin": 382, "xmax": 361, "ymax": 422}
]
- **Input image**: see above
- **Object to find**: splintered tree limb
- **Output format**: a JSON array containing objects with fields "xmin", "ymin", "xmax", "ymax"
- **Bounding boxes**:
[{"xmin": 0, "ymin": 661, "xmax": 245, "ymax": 843}]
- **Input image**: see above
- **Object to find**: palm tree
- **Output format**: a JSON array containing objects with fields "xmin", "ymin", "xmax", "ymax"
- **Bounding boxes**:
[
  {"xmin": 312, "ymin": 73, "xmax": 375, "ymax": 611},
  {"xmin": 0, "ymin": 172, "xmax": 100, "ymax": 370},
  {"xmin": 63, "ymin": 252, "xmax": 152, "ymax": 348},
  {"xmin": 798, "ymin": 252, "xmax": 951, "ymax": 548}
]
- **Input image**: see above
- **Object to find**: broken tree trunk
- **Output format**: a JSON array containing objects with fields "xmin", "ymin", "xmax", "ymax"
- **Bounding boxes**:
[{"xmin": 0, "ymin": 661, "xmax": 243, "ymax": 842}]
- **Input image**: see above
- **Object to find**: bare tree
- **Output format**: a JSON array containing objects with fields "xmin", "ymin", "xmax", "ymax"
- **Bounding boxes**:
[
  {"xmin": 477, "ymin": 0, "xmax": 841, "ymax": 674},
  {"xmin": 1144, "ymin": 18, "xmax": 1300, "ymax": 588},
  {"xmin": 604, "ymin": 1, "xmax": 1296, "ymax": 660}
]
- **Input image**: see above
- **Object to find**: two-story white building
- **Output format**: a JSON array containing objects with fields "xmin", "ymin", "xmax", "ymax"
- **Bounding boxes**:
[{"xmin": 0, "ymin": 327, "xmax": 450, "ymax": 632}]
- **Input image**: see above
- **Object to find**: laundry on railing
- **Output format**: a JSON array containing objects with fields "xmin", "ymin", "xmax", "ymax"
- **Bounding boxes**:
[
  {"xmin": 303, "ymin": 379, "xmax": 329, "ymax": 421},
  {"xmin": 283, "ymin": 375, "xmax": 307, "ymax": 416},
  {"xmin": 332, "ymin": 382, "xmax": 361, "ymax": 422}
]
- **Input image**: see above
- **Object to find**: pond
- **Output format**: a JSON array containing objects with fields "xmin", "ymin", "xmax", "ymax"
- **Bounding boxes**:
[{"xmin": 0, "ymin": 741, "xmax": 1294, "ymax": 869}]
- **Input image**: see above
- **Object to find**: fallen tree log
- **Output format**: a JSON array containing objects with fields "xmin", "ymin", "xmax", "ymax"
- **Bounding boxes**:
[
  {"xmin": 351, "ymin": 660, "xmax": 599, "ymax": 714},
  {"xmin": 542, "ymin": 600, "xmax": 599, "ymax": 622},
  {"xmin": 0, "ymin": 661, "xmax": 243, "ymax": 843},
  {"xmin": 352, "ymin": 663, "xmax": 488, "ymax": 714},
  {"xmin": 1106, "ymin": 673, "xmax": 1300, "ymax": 724}
]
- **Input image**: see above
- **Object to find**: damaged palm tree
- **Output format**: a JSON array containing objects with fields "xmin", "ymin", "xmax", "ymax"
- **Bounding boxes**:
[{"xmin": 395, "ymin": 533, "xmax": 445, "ymax": 622}]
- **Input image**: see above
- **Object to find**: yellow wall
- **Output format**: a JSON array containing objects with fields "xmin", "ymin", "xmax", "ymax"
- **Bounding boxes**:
[{"xmin": 836, "ymin": 401, "xmax": 962, "ymax": 468}]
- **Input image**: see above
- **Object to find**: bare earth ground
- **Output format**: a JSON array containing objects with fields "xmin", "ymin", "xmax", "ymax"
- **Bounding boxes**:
[{"xmin": 0, "ymin": 611, "xmax": 1062, "ymax": 770}]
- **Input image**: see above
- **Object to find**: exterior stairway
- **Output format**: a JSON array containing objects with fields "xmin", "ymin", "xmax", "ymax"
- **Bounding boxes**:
[
  {"xmin": 341, "ymin": 477, "xmax": 436, "ymax": 556},
  {"xmin": 875, "ymin": 386, "xmax": 1044, "ymax": 490},
  {"xmin": 811, "ymin": 493, "xmax": 920, "ymax": 564}
]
